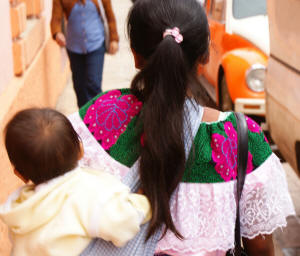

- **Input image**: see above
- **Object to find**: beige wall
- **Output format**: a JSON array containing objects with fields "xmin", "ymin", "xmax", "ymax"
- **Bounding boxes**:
[
  {"xmin": 0, "ymin": 1, "xmax": 70, "ymax": 255},
  {"xmin": 0, "ymin": 1, "xmax": 14, "ymax": 93},
  {"xmin": 44, "ymin": 0, "xmax": 54, "ymax": 38},
  {"xmin": 267, "ymin": 0, "xmax": 300, "ymax": 174}
]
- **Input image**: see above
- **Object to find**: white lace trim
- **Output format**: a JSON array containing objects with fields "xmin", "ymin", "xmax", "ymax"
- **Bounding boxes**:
[
  {"xmin": 156, "ymin": 153, "xmax": 295, "ymax": 255},
  {"xmin": 68, "ymin": 112, "xmax": 130, "ymax": 180},
  {"xmin": 69, "ymin": 112, "xmax": 295, "ymax": 256}
]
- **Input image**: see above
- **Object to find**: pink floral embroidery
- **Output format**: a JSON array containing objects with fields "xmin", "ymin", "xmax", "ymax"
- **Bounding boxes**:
[
  {"xmin": 83, "ymin": 90, "xmax": 142, "ymax": 150},
  {"xmin": 211, "ymin": 122, "xmax": 254, "ymax": 181},
  {"xmin": 246, "ymin": 116, "xmax": 269, "ymax": 143},
  {"xmin": 246, "ymin": 116, "xmax": 261, "ymax": 133}
]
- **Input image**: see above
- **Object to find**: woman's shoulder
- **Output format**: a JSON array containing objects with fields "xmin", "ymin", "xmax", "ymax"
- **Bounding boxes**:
[
  {"xmin": 79, "ymin": 88, "xmax": 138, "ymax": 118},
  {"xmin": 183, "ymin": 109, "xmax": 272, "ymax": 183},
  {"xmin": 201, "ymin": 107, "xmax": 221, "ymax": 123},
  {"xmin": 79, "ymin": 89, "xmax": 143, "ymax": 167}
]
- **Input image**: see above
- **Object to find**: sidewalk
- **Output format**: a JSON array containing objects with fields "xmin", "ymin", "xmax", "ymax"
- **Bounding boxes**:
[
  {"xmin": 56, "ymin": 0, "xmax": 300, "ymax": 255},
  {"xmin": 274, "ymin": 163, "xmax": 300, "ymax": 256}
]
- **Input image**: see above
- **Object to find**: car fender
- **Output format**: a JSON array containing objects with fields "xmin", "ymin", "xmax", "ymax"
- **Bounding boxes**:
[{"xmin": 220, "ymin": 48, "xmax": 267, "ymax": 102}]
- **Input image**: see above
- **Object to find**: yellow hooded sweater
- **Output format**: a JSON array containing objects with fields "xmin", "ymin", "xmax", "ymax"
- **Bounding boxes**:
[{"xmin": 0, "ymin": 167, "xmax": 151, "ymax": 256}]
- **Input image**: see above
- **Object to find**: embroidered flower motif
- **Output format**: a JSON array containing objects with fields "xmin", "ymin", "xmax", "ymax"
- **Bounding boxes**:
[
  {"xmin": 242, "ymin": 204, "xmax": 257, "ymax": 225},
  {"xmin": 246, "ymin": 116, "xmax": 261, "ymax": 133},
  {"xmin": 84, "ymin": 90, "xmax": 142, "ymax": 150},
  {"xmin": 246, "ymin": 116, "xmax": 269, "ymax": 143},
  {"xmin": 211, "ymin": 122, "xmax": 254, "ymax": 181}
]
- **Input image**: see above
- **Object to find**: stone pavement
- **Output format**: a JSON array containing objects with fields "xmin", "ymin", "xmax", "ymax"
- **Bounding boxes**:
[
  {"xmin": 56, "ymin": 0, "xmax": 300, "ymax": 255},
  {"xmin": 274, "ymin": 163, "xmax": 300, "ymax": 256}
]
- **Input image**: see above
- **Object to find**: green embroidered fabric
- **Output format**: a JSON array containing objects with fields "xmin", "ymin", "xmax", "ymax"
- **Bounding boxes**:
[
  {"xmin": 79, "ymin": 88, "xmax": 141, "ymax": 167},
  {"xmin": 183, "ymin": 113, "xmax": 272, "ymax": 183},
  {"xmin": 79, "ymin": 90, "xmax": 272, "ymax": 184},
  {"xmin": 79, "ymin": 88, "xmax": 133, "ymax": 119},
  {"xmin": 109, "ymin": 115, "xmax": 142, "ymax": 167}
]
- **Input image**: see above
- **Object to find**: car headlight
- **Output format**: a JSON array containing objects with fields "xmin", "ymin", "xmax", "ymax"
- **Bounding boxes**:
[{"xmin": 246, "ymin": 64, "xmax": 266, "ymax": 92}]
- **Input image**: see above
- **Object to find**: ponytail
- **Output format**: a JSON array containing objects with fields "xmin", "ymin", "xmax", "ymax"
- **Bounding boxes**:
[
  {"xmin": 132, "ymin": 36, "xmax": 188, "ymax": 239},
  {"xmin": 127, "ymin": 0, "xmax": 210, "ymax": 239}
]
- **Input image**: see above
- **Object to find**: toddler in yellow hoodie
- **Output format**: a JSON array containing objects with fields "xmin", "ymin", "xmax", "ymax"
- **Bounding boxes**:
[{"xmin": 0, "ymin": 108, "xmax": 151, "ymax": 256}]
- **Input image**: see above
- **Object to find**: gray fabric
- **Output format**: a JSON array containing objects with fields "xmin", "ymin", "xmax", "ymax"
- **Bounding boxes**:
[
  {"xmin": 80, "ymin": 223, "xmax": 160, "ymax": 256},
  {"xmin": 80, "ymin": 162, "xmax": 162, "ymax": 256},
  {"xmin": 183, "ymin": 99, "xmax": 204, "ymax": 159}
]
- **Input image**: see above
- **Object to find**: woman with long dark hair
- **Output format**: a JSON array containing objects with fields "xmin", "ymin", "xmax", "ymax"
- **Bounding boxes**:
[{"xmin": 69, "ymin": 0, "xmax": 294, "ymax": 255}]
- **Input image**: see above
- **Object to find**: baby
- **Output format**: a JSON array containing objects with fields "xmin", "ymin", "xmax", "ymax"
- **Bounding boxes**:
[{"xmin": 0, "ymin": 108, "xmax": 150, "ymax": 256}]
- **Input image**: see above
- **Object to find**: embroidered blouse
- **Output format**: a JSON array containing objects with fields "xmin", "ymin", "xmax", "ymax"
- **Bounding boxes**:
[{"xmin": 69, "ymin": 88, "xmax": 295, "ymax": 256}]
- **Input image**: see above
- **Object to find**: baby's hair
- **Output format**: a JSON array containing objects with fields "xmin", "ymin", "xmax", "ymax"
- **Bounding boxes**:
[{"xmin": 4, "ymin": 108, "xmax": 81, "ymax": 185}]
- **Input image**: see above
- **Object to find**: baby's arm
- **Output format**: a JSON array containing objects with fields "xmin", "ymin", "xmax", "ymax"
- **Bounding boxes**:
[{"xmin": 88, "ymin": 189, "xmax": 151, "ymax": 247}]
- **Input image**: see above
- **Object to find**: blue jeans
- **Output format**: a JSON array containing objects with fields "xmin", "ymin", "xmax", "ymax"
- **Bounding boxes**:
[{"xmin": 67, "ymin": 44, "xmax": 105, "ymax": 108}]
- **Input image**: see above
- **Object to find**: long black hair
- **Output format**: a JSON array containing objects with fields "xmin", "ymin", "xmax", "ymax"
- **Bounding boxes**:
[{"xmin": 127, "ymin": 0, "xmax": 210, "ymax": 239}]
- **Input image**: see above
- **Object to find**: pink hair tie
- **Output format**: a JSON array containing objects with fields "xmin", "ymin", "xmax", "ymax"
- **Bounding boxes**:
[{"xmin": 163, "ymin": 27, "xmax": 183, "ymax": 44}]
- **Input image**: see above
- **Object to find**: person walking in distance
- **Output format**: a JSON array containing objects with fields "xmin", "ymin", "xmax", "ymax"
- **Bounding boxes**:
[{"xmin": 51, "ymin": 0, "xmax": 119, "ymax": 107}]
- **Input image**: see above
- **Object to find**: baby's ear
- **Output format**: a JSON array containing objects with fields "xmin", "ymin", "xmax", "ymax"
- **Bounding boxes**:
[
  {"xmin": 13, "ymin": 168, "xmax": 29, "ymax": 183},
  {"xmin": 78, "ymin": 142, "xmax": 84, "ymax": 160}
]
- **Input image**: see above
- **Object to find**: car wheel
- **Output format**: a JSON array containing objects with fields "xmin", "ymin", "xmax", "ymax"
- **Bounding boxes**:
[{"xmin": 220, "ymin": 76, "xmax": 234, "ymax": 111}]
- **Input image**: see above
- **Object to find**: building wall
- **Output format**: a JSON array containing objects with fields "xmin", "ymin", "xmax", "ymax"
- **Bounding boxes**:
[
  {"xmin": 0, "ymin": 1, "xmax": 70, "ymax": 255},
  {"xmin": 0, "ymin": 1, "xmax": 14, "ymax": 93}
]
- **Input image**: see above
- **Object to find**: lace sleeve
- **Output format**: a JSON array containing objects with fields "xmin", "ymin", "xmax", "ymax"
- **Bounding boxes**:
[
  {"xmin": 156, "ymin": 153, "xmax": 295, "ymax": 255},
  {"xmin": 240, "ymin": 153, "xmax": 295, "ymax": 238}
]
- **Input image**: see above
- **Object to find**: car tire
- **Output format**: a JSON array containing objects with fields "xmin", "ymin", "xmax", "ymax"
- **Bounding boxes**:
[{"xmin": 220, "ymin": 76, "xmax": 234, "ymax": 111}]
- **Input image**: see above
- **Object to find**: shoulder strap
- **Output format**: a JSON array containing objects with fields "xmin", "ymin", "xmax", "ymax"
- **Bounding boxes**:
[{"xmin": 233, "ymin": 112, "xmax": 248, "ymax": 256}]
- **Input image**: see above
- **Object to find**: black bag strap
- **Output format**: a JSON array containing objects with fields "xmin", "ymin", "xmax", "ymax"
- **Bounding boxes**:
[{"xmin": 233, "ymin": 112, "xmax": 248, "ymax": 256}]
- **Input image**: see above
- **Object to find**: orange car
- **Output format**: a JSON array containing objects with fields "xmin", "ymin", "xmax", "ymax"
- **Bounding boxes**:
[{"xmin": 199, "ymin": 0, "xmax": 268, "ymax": 115}]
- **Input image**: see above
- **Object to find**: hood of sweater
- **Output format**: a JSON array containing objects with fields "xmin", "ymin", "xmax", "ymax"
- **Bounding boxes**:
[{"xmin": 0, "ymin": 168, "xmax": 81, "ymax": 235}]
